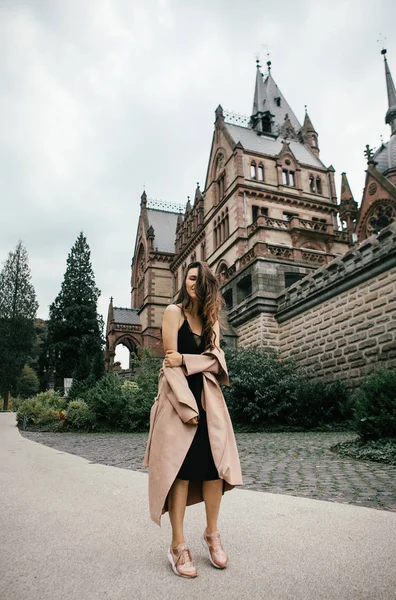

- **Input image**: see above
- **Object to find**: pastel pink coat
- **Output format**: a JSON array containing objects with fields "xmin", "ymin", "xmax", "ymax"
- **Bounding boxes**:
[{"xmin": 142, "ymin": 347, "xmax": 243, "ymax": 525}]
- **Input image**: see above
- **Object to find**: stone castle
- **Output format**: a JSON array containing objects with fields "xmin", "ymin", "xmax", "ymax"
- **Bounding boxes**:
[{"xmin": 106, "ymin": 50, "xmax": 396, "ymax": 387}]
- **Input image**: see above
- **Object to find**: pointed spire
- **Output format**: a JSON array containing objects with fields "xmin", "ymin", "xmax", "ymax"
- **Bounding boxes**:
[
  {"xmin": 382, "ymin": 49, "xmax": 396, "ymax": 134},
  {"xmin": 252, "ymin": 59, "xmax": 267, "ymax": 115},
  {"xmin": 300, "ymin": 106, "xmax": 319, "ymax": 156},
  {"xmin": 340, "ymin": 172, "xmax": 354, "ymax": 202},
  {"xmin": 185, "ymin": 196, "xmax": 191, "ymax": 216},
  {"xmin": 140, "ymin": 190, "xmax": 147, "ymax": 207},
  {"xmin": 194, "ymin": 182, "xmax": 203, "ymax": 205},
  {"xmin": 177, "ymin": 212, "xmax": 183, "ymax": 229},
  {"xmin": 339, "ymin": 172, "xmax": 358, "ymax": 235}
]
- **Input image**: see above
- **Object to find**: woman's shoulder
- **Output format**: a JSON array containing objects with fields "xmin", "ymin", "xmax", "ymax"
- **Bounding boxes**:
[
  {"xmin": 164, "ymin": 303, "xmax": 183, "ymax": 314},
  {"xmin": 163, "ymin": 304, "xmax": 184, "ymax": 323}
]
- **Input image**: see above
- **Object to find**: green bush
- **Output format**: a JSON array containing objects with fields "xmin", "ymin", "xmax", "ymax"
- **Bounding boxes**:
[
  {"xmin": 223, "ymin": 347, "xmax": 351, "ymax": 428},
  {"xmin": 66, "ymin": 400, "xmax": 96, "ymax": 431},
  {"xmin": 353, "ymin": 369, "xmax": 396, "ymax": 440},
  {"xmin": 16, "ymin": 391, "xmax": 66, "ymax": 428}
]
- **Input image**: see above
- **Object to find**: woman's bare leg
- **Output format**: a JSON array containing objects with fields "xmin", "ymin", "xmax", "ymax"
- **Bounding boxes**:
[
  {"xmin": 167, "ymin": 478, "xmax": 189, "ymax": 547},
  {"xmin": 202, "ymin": 479, "xmax": 223, "ymax": 533}
]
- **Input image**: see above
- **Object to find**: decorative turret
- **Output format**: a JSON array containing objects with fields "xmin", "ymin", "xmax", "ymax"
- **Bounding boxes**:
[
  {"xmin": 300, "ymin": 107, "xmax": 320, "ymax": 157},
  {"xmin": 194, "ymin": 182, "xmax": 203, "ymax": 205},
  {"xmin": 215, "ymin": 105, "xmax": 224, "ymax": 124},
  {"xmin": 185, "ymin": 196, "xmax": 192, "ymax": 216},
  {"xmin": 147, "ymin": 224, "xmax": 155, "ymax": 250},
  {"xmin": 140, "ymin": 190, "xmax": 147, "ymax": 207},
  {"xmin": 338, "ymin": 172, "xmax": 358, "ymax": 236}
]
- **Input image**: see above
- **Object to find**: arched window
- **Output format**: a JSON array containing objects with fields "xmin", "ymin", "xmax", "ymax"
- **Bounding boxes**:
[
  {"xmin": 225, "ymin": 207, "xmax": 229, "ymax": 238},
  {"xmin": 316, "ymin": 177, "xmax": 322, "ymax": 195},
  {"xmin": 309, "ymin": 175, "xmax": 315, "ymax": 193},
  {"xmin": 214, "ymin": 222, "xmax": 218, "ymax": 248},
  {"xmin": 258, "ymin": 164, "xmax": 264, "ymax": 181},
  {"xmin": 250, "ymin": 162, "xmax": 257, "ymax": 179},
  {"xmin": 312, "ymin": 136, "xmax": 317, "ymax": 148}
]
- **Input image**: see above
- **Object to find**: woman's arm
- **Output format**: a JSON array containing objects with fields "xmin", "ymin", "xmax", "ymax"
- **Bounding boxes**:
[{"xmin": 162, "ymin": 305, "xmax": 182, "ymax": 356}]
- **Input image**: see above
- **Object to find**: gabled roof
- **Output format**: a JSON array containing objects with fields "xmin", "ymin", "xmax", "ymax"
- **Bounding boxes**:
[
  {"xmin": 225, "ymin": 123, "xmax": 323, "ymax": 168},
  {"xmin": 113, "ymin": 307, "xmax": 140, "ymax": 325},
  {"xmin": 146, "ymin": 209, "xmax": 179, "ymax": 253}
]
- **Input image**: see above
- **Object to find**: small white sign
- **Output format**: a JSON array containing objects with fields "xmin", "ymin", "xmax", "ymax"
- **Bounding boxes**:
[{"xmin": 64, "ymin": 378, "xmax": 73, "ymax": 396}]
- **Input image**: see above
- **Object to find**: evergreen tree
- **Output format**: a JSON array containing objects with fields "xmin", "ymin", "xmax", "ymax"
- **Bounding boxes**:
[
  {"xmin": 45, "ymin": 232, "xmax": 105, "ymax": 392},
  {"xmin": 0, "ymin": 241, "xmax": 38, "ymax": 410}
]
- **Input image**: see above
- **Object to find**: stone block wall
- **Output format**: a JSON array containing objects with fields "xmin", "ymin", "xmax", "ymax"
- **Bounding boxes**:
[
  {"xmin": 276, "ymin": 223, "xmax": 396, "ymax": 387},
  {"xmin": 238, "ymin": 313, "xmax": 279, "ymax": 349}
]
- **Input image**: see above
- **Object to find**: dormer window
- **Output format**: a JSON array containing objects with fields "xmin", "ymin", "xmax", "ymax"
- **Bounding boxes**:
[
  {"xmin": 261, "ymin": 114, "xmax": 272, "ymax": 133},
  {"xmin": 282, "ymin": 169, "xmax": 295, "ymax": 187},
  {"xmin": 312, "ymin": 136, "xmax": 317, "ymax": 148},
  {"xmin": 250, "ymin": 162, "xmax": 257, "ymax": 179},
  {"xmin": 275, "ymin": 97, "xmax": 281, "ymax": 107}
]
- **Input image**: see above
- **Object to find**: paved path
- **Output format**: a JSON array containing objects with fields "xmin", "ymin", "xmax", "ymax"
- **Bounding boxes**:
[
  {"xmin": 2, "ymin": 413, "xmax": 396, "ymax": 600},
  {"xmin": 21, "ymin": 430, "xmax": 396, "ymax": 512}
]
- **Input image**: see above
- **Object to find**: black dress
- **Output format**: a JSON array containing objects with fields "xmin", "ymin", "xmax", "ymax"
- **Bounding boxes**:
[{"xmin": 176, "ymin": 316, "xmax": 219, "ymax": 482}]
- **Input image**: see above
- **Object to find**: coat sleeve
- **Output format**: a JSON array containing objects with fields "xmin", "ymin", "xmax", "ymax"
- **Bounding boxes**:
[{"xmin": 182, "ymin": 353, "xmax": 221, "ymax": 376}]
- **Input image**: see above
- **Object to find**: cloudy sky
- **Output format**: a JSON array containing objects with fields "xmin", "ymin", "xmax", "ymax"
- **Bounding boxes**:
[{"xmin": 1, "ymin": 0, "xmax": 395, "ymax": 365}]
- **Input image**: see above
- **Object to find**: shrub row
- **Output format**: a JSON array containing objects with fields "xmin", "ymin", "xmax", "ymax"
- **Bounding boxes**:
[{"xmin": 16, "ymin": 347, "xmax": 396, "ymax": 442}]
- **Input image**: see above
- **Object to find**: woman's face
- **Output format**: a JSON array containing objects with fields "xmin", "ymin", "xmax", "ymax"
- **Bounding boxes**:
[{"xmin": 185, "ymin": 267, "xmax": 199, "ymax": 300}]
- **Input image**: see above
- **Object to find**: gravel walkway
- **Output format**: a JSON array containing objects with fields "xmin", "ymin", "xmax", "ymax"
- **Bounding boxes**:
[{"xmin": 20, "ymin": 430, "xmax": 396, "ymax": 512}]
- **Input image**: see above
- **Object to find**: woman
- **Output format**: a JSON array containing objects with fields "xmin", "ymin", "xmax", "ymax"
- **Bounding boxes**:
[{"xmin": 143, "ymin": 261, "xmax": 242, "ymax": 579}]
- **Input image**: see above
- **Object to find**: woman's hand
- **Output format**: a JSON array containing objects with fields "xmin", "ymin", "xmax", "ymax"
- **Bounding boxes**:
[
  {"xmin": 164, "ymin": 349, "xmax": 183, "ymax": 368},
  {"xmin": 186, "ymin": 416, "xmax": 199, "ymax": 426}
]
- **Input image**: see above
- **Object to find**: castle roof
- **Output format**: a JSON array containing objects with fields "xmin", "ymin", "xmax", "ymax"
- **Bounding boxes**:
[
  {"xmin": 225, "ymin": 122, "xmax": 323, "ymax": 168},
  {"xmin": 113, "ymin": 307, "xmax": 140, "ymax": 325},
  {"xmin": 146, "ymin": 208, "xmax": 179, "ymax": 253}
]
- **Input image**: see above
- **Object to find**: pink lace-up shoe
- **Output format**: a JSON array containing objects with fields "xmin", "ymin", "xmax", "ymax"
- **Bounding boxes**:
[
  {"xmin": 167, "ymin": 543, "xmax": 198, "ymax": 578},
  {"xmin": 202, "ymin": 529, "xmax": 228, "ymax": 569}
]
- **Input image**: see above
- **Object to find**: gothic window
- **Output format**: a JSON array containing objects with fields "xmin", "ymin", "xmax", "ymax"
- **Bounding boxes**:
[
  {"xmin": 214, "ymin": 222, "xmax": 218, "ymax": 248},
  {"xmin": 309, "ymin": 175, "xmax": 315, "ymax": 193},
  {"xmin": 250, "ymin": 162, "xmax": 257, "ymax": 179},
  {"xmin": 261, "ymin": 114, "xmax": 272, "ymax": 133},
  {"xmin": 225, "ymin": 207, "xmax": 229, "ymax": 238},
  {"xmin": 316, "ymin": 177, "xmax": 322, "ymax": 195},
  {"xmin": 217, "ymin": 174, "xmax": 225, "ymax": 201},
  {"xmin": 252, "ymin": 205, "xmax": 259, "ymax": 222},
  {"xmin": 216, "ymin": 153, "xmax": 224, "ymax": 171},
  {"xmin": 282, "ymin": 169, "xmax": 295, "ymax": 187},
  {"xmin": 258, "ymin": 164, "xmax": 264, "ymax": 181},
  {"xmin": 312, "ymin": 136, "xmax": 317, "ymax": 148},
  {"xmin": 365, "ymin": 203, "xmax": 395, "ymax": 237},
  {"xmin": 275, "ymin": 97, "xmax": 281, "ymax": 107},
  {"xmin": 222, "ymin": 289, "xmax": 233, "ymax": 310},
  {"xmin": 237, "ymin": 275, "xmax": 252, "ymax": 302}
]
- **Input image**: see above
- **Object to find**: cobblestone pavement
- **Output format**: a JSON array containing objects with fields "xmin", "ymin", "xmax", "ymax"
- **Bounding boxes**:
[{"xmin": 20, "ymin": 430, "xmax": 396, "ymax": 512}]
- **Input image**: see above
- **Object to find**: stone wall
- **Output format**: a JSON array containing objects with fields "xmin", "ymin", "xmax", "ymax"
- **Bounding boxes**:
[
  {"xmin": 237, "ymin": 313, "xmax": 279, "ymax": 348},
  {"xmin": 276, "ymin": 222, "xmax": 396, "ymax": 387}
]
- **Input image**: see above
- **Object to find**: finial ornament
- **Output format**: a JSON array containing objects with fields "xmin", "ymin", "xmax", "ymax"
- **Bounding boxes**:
[
  {"xmin": 364, "ymin": 144, "xmax": 374, "ymax": 159},
  {"xmin": 110, "ymin": 296, "xmax": 113, "ymax": 303}
]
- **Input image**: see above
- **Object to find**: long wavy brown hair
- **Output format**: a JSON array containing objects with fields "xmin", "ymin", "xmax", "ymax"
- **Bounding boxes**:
[{"xmin": 176, "ymin": 261, "xmax": 224, "ymax": 349}]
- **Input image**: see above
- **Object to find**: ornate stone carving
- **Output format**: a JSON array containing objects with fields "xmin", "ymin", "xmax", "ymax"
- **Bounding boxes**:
[{"xmin": 363, "ymin": 202, "xmax": 395, "ymax": 237}]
